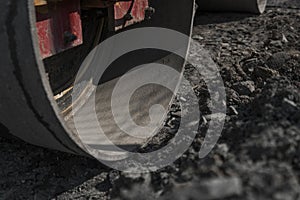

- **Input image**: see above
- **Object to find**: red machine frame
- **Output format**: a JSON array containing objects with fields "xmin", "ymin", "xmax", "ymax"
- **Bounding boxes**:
[{"xmin": 35, "ymin": 0, "xmax": 149, "ymax": 58}]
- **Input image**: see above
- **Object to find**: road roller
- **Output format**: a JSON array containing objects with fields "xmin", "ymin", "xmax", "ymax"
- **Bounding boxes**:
[{"xmin": 0, "ymin": 0, "xmax": 267, "ymax": 160}]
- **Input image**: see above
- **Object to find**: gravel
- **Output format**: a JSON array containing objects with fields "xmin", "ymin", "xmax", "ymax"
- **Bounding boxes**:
[{"xmin": 0, "ymin": 2, "xmax": 299, "ymax": 200}]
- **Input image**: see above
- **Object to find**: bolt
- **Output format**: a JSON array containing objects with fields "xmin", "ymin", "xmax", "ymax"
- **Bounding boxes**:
[
  {"xmin": 145, "ymin": 7, "xmax": 155, "ymax": 20},
  {"xmin": 64, "ymin": 31, "xmax": 77, "ymax": 44}
]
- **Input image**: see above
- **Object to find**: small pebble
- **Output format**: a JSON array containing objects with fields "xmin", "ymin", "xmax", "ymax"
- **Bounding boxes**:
[{"xmin": 229, "ymin": 106, "xmax": 239, "ymax": 115}]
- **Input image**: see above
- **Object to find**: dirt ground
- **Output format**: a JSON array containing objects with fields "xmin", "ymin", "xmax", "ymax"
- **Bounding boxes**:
[{"xmin": 0, "ymin": 1, "xmax": 299, "ymax": 200}]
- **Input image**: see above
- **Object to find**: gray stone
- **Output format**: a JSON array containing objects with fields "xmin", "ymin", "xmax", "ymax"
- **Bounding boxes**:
[{"xmin": 233, "ymin": 81, "xmax": 256, "ymax": 95}]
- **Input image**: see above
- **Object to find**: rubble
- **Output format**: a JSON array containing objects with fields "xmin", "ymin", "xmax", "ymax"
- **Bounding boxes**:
[{"xmin": 0, "ymin": 3, "xmax": 299, "ymax": 200}]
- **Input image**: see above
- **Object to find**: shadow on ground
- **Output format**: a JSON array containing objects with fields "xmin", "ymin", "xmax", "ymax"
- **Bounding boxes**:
[
  {"xmin": 194, "ymin": 11, "xmax": 255, "ymax": 26},
  {"xmin": 0, "ymin": 123, "xmax": 110, "ymax": 199}
]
